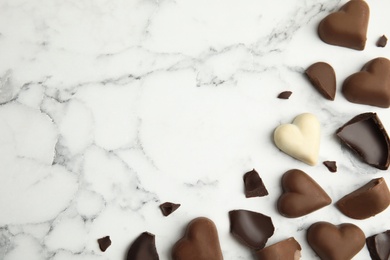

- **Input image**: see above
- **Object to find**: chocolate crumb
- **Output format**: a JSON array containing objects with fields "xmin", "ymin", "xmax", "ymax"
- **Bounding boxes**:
[
  {"xmin": 377, "ymin": 35, "xmax": 387, "ymax": 47},
  {"xmin": 159, "ymin": 202, "xmax": 180, "ymax": 216},
  {"xmin": 243, "ymin": 169, "xmax": 268, "ymax": 198},
  {"xmin": 277, "ymin": 91, "xmax": 292, "ymax": 99},
  {"xmin": 323, "ymin": 161, "xmax": 337, "ymax": 172},
  {"xmin": 97, "ymin": 236, "xmax": 111, "ymax": 252}
]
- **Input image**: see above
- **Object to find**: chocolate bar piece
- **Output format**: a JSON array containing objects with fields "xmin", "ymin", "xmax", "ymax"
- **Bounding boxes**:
[
  {"xmin": 127, "ymin": 232, "xmax": 159, "ymax": 260},
  {"xmin": 305, "ymin": 62, "xmax": 336, "ymax": 100},
  {"xmin": 366, "ymin": 230, "xmax": 390, "ymax": 260},
  {"xmin": 159, "ymin": 202, "xmax": 180, "ymax": 216},
  {"xmin": 97, "ymin": 236, "xmax": 111, "ymax": 252},
  {"xmin": 243, "ymin": 169, "xmax": 268, "ymax": 198}
]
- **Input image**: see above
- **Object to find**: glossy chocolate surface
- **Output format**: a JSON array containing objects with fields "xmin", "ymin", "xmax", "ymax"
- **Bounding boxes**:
[
  {"xmin": 366, "ymin": 230, "xmax": 390, "ymax": 260},
  {"xmin": 255, "ymin": 237, "xmax": 301, "ymax": 260}
]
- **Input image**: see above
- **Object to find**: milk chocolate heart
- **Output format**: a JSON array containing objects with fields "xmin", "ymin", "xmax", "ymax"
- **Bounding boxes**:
[
  {"xmin": 172, "ymin": 217, "xmax": 223, "ymax": 260},
  {"xmin": 318, "ymin": 0, "xmax": 369, "ymax": 50},
  {"xmin": 278, "ymin": 169, "xmax": 331, "ymax": 218},
  {"xmin": 307, "ymin": 221, "xmax": 365, "ymax": 260},
  {"xmin": 342, "ymin": 57, "xmax": 390, "ymax": 108},
  {"xmin": 274, "ymin": 113, "xmax": 320, "ymax": 165}
]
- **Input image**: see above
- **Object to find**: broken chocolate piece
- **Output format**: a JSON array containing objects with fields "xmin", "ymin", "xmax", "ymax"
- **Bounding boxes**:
[
  {"xmin": 336, "ymin": 112, "xmax": 390, "ymax": 169},
  {"xmin": 127, "ymin": 232, "xmax": 159, "ymax": 260},
  {"xmin": 159, "ymin": 202, "xmax": 180, "ymax": 216},
  {"xmin": 97, "ymin": 236, "xmax": 111, "ymax": 252},
  {"xmin": 336, "ymin": 178, "xmax": 390, "ymax": 219},
  {"xmin": 172, "ymin": 217, "xmax": 223, "ymax": 260},
  {"xmin": 229, "ymin": 209, "xmax": 274, "ymax": 250},
  {"xmin": 305, "ymin": 62, "xmax": 336, "ymax": 100},
  {"xmin": 318, "ymin": 0, "xmax": 370, "ymax": 50},
  {"xmin": 377, "ymin": 35, "xmax": 388, "ymax": 47},
  {"xmin": 243, "ymin": 169, "xmax": 268, "ymax": 198},
  {"xmin": 323, "ymin": 161, "xmax": 337, "ymax": 172},
  {"xmin": 277, "ymin": 169, "xmax": 331, "ymax": 218},
  {"xmin": 366, "ymin": 230, "xmax": 390, "ymax": 260},
  {"xmin": 255, "ymin": 237, "xmax": 301, "ymax": 260},
  {"xmin": 277, "ymin": 91, "xmax": 292, "ymax": 99}
]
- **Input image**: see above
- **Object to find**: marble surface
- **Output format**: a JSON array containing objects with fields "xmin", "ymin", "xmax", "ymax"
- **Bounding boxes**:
[{"xmin": 1, "ymin": 0, "xmax": 390, "ymax": 259}]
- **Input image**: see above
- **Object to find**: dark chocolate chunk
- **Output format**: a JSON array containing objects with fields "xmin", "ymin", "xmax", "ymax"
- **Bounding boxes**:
[
  {"xmin": 159, "ymin": 202, "xmax": 180, "ymax": 216},
  {"xmin": 336, "ymin": 178, "xmax": 390, "ymax": 220},
  {"xmin": 318, "ymin": 0, "xmax": 370, "ymax": 50},
  {"xmin": 377, "ymin": 35, "xmax": 388, "ymax": 47},
  {"xmin": 243, "ymin": 169, "xmax": 268, "ymax": 198},
  {"xmin": 97, "ymin": 236, "xmax": 111, "ymax": 252},
  {"xmin": 277, "ymin": 169, "xmax": 331, "ymax": 218},
  {"xmin": 336, "ymin": 112, "xmax": 390, "ymax": 169},
  {"xmin": 277, "ymin": 91, "xmax": 292, "ymax": 99},
  {"xmin": 307, "ymin": 221, "xmax": 365, "ymax": 260},
  {"xmin": 172, "ymin": 217, "xmax": 223, "ymax": 260},
  {"xmin": 323, "ymin": 161, "xmax": 337, "ymax": 172},
  {"xmin": 255, "ymin": 237, "xmax": 301, "ymax": 260},
  {"xmin": 305, "ymin": 62, "xmax": 336, "ymax": 100},
  {"xmin": 229, "ymin": 209, "xmax": 274, "ymax": 250},
  {"xmin": 127, "ymin": 232, "xmax": 159, "ymax": 260},
  {"xmin": 366, "ymin": 230, "xmax": 390, "ymax": 260}
]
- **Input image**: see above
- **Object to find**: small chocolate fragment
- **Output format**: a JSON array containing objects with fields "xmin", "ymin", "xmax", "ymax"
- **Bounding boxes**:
[
  {"xmin": 323, "ymin": 161, "xmax": 337, "ymax": 172},
  {"xmin": 172, "ymin": 217, "xmax": 223, "ymax": 260},
  {"xmin": 277, "ymin": 91, "xmax": 292, "ymax": 99},
  {"xmin": 159, "ymin": 202, "xmax": 180, "ymax": 216},
  {"xmin": 307, "ymin": 221, "xmax": 365, "ymax": 260},
  {"xmin": 243, "ymin": 169, "xmax": 268, "ymax": 198},
  {"xmin": 127, "ymin": 232, "xmax": 159, "ymax": 260},
  {"xmin": 377, "ymin": 35, "xmax": 388, "ymax": 47},
  {"xmin": 305, "ymin": 62, "xmax": 336, "ymax": 100},
  {"xmin": 336, "ymin": 112, "xmax": 390, "ymax": 169},
  {"xmin": 318, "ymin": 0, "xmax": 370, "ymax": 50},
  {"xmin": 97, "ymin": 236, "xmax": 111, "ymax": 252},
  {"xmin": 255, "ymin": 237, "xmax": 301, "ymax": 260},
  {"xmin": 229, "ymin": 209, "xmax": 274, "ymax": 250},
  {"xmin": 336, "ymin": 178, "xmax": 390, "ymax": 220},
  {"xmin": 366, "ymin": 230, "xmax": 390, "ymax": 260}
]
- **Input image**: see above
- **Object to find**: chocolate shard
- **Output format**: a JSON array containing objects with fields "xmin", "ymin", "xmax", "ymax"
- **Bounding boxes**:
[
  {"xmin": 366, "ymin": 230, "xmax": 390, "ymax": 260},
  {"xmin": 126, "ymin": 232, "xmax": 159, "ymax": 260},
  {"xmin": 255, "ymin": 237, "xmax": 301, "ymax": 260},
  {"xmin": 243, "ymin": 169, "xmax": 269, "ymax": 198},
  {"xmin": 323, "ymin": 161, "xmax": 337, "ymax": 172},
  {"xmin": 336, "ymin": 112, "xmax": 390, "ymax": 169},
  {"xmin": 229, "ymin": 209, "xmax": 274, "ymax": 250},
  {"xmin": 97, "ymin": 236, "xmax": 111, "ymax": 252},
  {"xmin": 336, "ymin": 178, "xmax": 390, "ymax": 220},
  {"xmin": 277, "ymin": 91, "xmax": 292, "ymax": 99},
  {"xmin": 159, "ymin": 202, "xmax": 180, "ymax": 217},
  {"xmin": 377, "ymin": 35, "xmax": 388, "ymax": 47},
  {"xmin": 305, "ymin": 62, "xmax": 336, "ymax": 100}
]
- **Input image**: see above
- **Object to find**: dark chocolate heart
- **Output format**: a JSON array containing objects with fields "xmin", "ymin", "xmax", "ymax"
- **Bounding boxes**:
[
  {"xmin": 318, "ymin": 0, "xmax": 369, "ymax": 50},
  {"xmin": 277, "ymin": 169, "xmax": 331, "ymax": 218},
  {"xmin": 342, "ymin": 57, "xmax": 390, "ymax": 108}
]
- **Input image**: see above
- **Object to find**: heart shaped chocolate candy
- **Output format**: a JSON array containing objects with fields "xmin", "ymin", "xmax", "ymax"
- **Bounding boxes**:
[
  {"xmin": 274, "ymin": 113, "xmax": 320, "ymax": 166},
  {"xmin": 172, "ymin": 217, "xmax": 223, "ymax": 260},
  {"xmin": 278, "ymin": 169, "xmax": 331, "ymax": 218},
  {"xmin": 318, "ymin": 0, "xmax": 370, "ymax": 50},
  {"xmin": 342, "ymin": 57, "xmax": 390, "ymax": 108},
  {"xmin": 307, "ymin": 221, "xmax": 365, "ymax": 260}
]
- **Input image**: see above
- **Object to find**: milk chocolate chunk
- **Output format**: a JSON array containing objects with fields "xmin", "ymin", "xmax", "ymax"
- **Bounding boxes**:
[
  {"xmin": 97, "ymin": 236, "xmax": 111, "ymax": 252},
  {"xmin": 366, "ymin": 230, "xmax": 390, "ymax": 260},
  {"xmin": 278, "ymin": 169, "xmax": 331, "ymax": 218},
  {"xmin": 159, "ymin": 202, "xmax": 180, "ymax": 216},
  {"xmin": 323, "ymin": 161, "xmax": 337, "ymax": 172},
  {"xmin": 127, "ymin": 232, "xmax": 159, "ymax": 260},
  {"xmin": 336, "ymin": 112, "xmax": 390, "ymax": 169},
  {"xmin": 305, "ymin": 62, "xmax": 336, "ymax": 100},
  {"xmin": 336, "ymin": 178, "xmax": 390, "ymax": 219},
  {"xmin": 172, "ymin": 217, "xmax": 223, "ymax": 260},
  {"xmin": 342, "ymin": 57, "xmax": 390, "ymax": 108},
  {"xmin": 243, "ymin": 169, "xmax": 268, "ymax": 198},
  {"xmin": 277, "ymin": 91, "xmax": 292, "ymax": 99},
  {"xmin": 318, "ymin": 0, "xmax": 369, "ymax": 50},
  {"xmin": 255, "ymin": 237, "xmax": 301, "ymax": 260},
  {"xmin": 229, "ymin": 209, "xmax": 274, "ymax": 250},
  {"xmin": 307, "ymin": 221, "xmax": 365, "ymax": 260},
  {"xmin": 377, "ymin": 35, "xmax": 387, "ymax": 47}
]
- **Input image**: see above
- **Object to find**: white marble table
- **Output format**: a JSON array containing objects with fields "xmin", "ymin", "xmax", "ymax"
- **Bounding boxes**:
[{"xmin": 1, "ymin": 0, "xmax": 390, "ymax": 259}]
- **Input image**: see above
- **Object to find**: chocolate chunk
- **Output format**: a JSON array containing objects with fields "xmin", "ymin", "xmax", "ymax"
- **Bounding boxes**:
[
  {"xmin": 318, "ymin": 0, "xmax": 370, "ymax": 50},
  {"xmin": 305, "ymin": 62, "xmax": 336, "ymax": 100},
  {"xmin": 336, "ymin": 112, "xmax": 390, "ymax": 169},
  {"xmin": 336, "ymin": 178, "xmax": 390, "ymax": 219},
  {"xmin": 127, "ymin": 232, "xmax": 159, "ymax": 260},
  {"xmin": 323, "ymin": 161, "xmax": 337, "ymax": 172},
  {"xmin": 342, "ymin": 57, "xmax": 390, "ymax": 108},
  {"xmin": 172, "ymin": 217, "xmax": 223, "ymax": 260},
  {"xmin": 377, "ymin": 35, "xmax": 388, "ymax": 47},
  {"xmin": 366, "ymin": 230, "xmax": 390, "ymax": 260},
  {"xmin": 255, "ymin": 237, "xmax": 301, "ymax": 260},
  {"xmin": 243, "ymin": 169, "xmax": 268, "ymax": 198},
  {"xmin": 277, "ymin": 169, "xmax": 331, "ymax": 218},
  {"xmin": 159, "ymin": 202, "xmax": 180, "ymax": 216},
  {"xmin": 277, "ymin": 91, "xmax": 292, "ymax": 99},
  {"xmin": 97, "ymin": 236, "xmax": 111, "ymax": 252},
  {"xmin": 229, "ymin": 209, "xmax": 274, "ymax": 250},
  {"xmin": 307, "ymin": 221, "xmax": 365, "ymax": 260}
]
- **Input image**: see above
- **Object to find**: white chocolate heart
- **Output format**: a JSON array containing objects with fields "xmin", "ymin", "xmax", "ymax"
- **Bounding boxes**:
[{"xmin": 274, "ymin": 113, "xmax": 320, "ymax": 166}]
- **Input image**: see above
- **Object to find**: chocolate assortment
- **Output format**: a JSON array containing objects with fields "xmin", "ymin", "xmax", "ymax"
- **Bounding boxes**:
[
  {"xmin": 254, "ymin": 237, "xmax": 301, "ymax": 260},
  {"xmin": 126, "ymin": 232, "xmax": 159, "ymax": 260},
  {"xmin": 366, "ymin": 230, "xmax": 390, "ymax": 260},
  {"xmin": 305, "ymin": 62, "xmax": 336, "ymax": 100},
  {"xmin": 243, "ymin": 169, "xmax": 268, "ymax": 198}
]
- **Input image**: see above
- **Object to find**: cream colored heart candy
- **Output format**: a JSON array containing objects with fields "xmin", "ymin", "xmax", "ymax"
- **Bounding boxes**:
[{"xmin": 274, "ymin": 113, "xmax": 320, "ymax": 166}]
